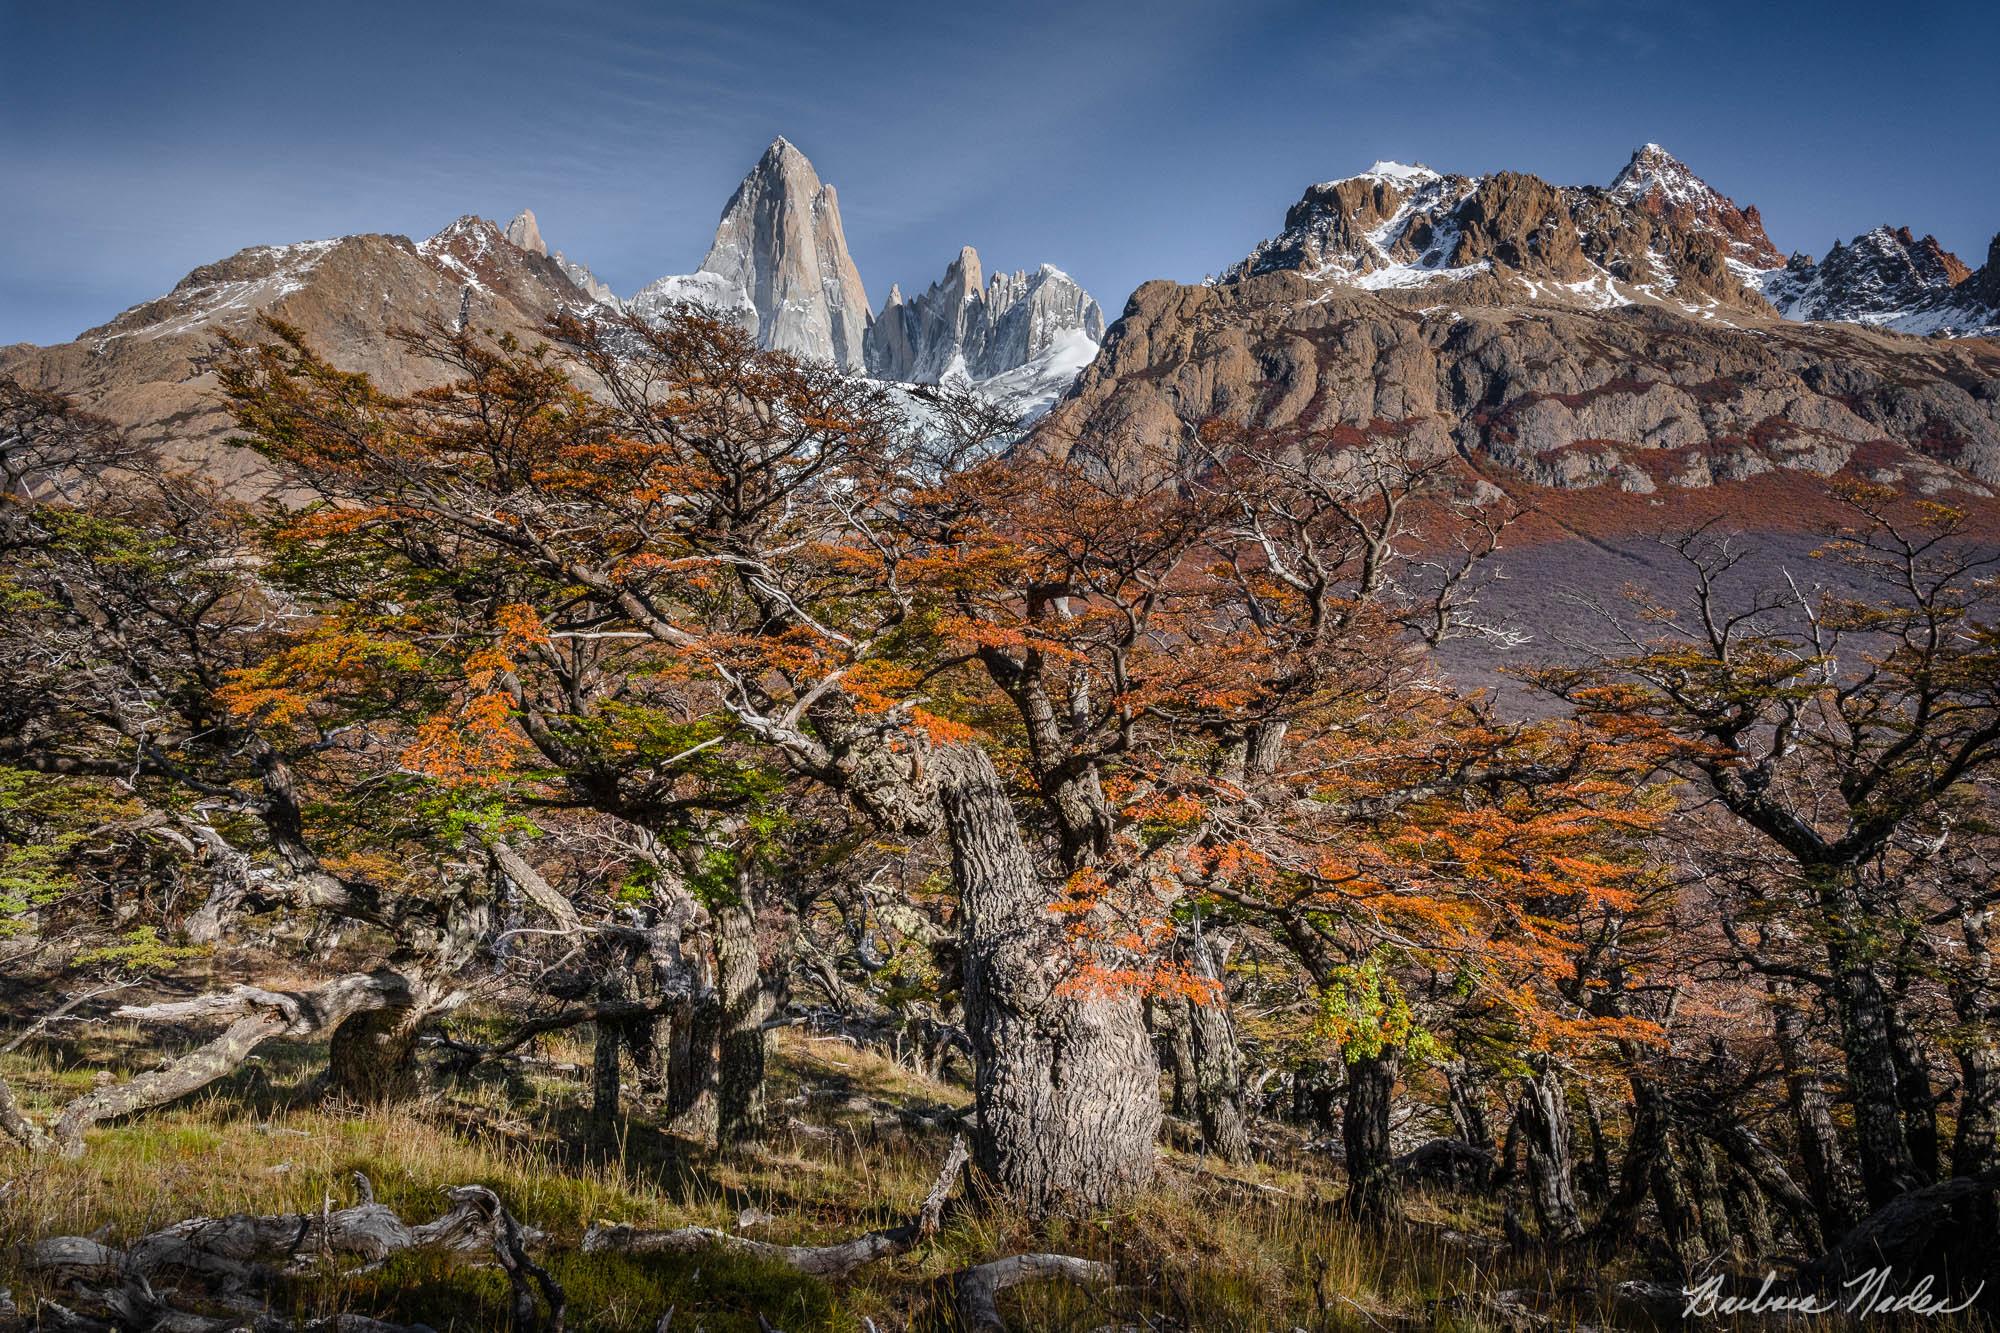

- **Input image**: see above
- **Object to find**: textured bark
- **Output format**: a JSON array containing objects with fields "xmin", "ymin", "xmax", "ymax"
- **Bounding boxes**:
[
  {"xmin": 1147, "ymin": 995, "xmax": 1195, "ymax": 1117},
  {"xmin": 1954, "ymin": 1033, "xmax": 2000, "ymax": 1178},
  {"xmin": 667, "ymin": 981, "xmax": 720, "ymax": 1134},
  {"xmin": 326, "ymin": 998, "xmax": 426, "ymax": 1104},
  {"xmin": 1770, "ymin": 986, "xmax": 1860, "ymax": 1237},
  {"xmin": 1649, "ymin": 1132, "xmax": 1707, "ymax": 1273},
  {"xmin": 939, "ymin": 744, "xmax": 1160, "ymax": 1215},
  {"xmin": 1592, "ymin": 1070, "xmax": 1668, "ymax": 1249},
  {"xmin": 591, "ymin": 1017, "xmax": 624, "ymax": 1131},
  {"xmin": 1445, "ymin": 1060, "xmax": 1494, "ymax": 1159},
  {"xmin": 1515, "ymin": 1057, "xmax": 1585, "ymax": 1243},
  {"xmin": 1820, "ymin": 870, "xmax": 1919, "ymax": 1207},
  {"xmin": 1684, "ymin": 1132, "xmax": 1735, "ymax": 1257},
  {"xmin": 715, "ymin": 896, "xmax": 769, "ymax": 1145},
  {"xmin": 53, "ymin": 970, "xmax": 417, "ymax": 1156},
  {"xmin": 947, "ymin": 1253, "xmax": 1112, "ymax": 1333},
  {"xmin": 0, "ymin": 1067, "xmax": 48, "ymax": 1151},
  {"xmin": 1886, "ymin": 1002, "xmax": 1942, "ymax": 1186},
  {"xmin": 1701, "ymin": 1121, "xmax": 1819, "ymax": 1254},
  {"xmin": 1724, "ymin": 1160, "xmax": 1777, "ymax": 1260},
  {"xmin": 1580, "ymin": 1085, "xmax": 1612, "ymax": 1201},
  {"xmin": 1341, "ymin": 1048, "xmax": 1402, "ymax": 1224},
  {"xmin": 1952, "ymin": 911, "xmax": 2000, "ymax": 1177},
  {"xmin": 1186, "ymin": 932, "xmax": 1249, "ymax": 1162}
]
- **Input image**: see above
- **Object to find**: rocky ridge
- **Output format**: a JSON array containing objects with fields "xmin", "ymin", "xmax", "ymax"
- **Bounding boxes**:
[
  {"xmin": 0, "ymin": 217, "xmax": 594, "ymax": 488},
  {"xmin": 1036, "ymin": 267, "xmax": 2000, "ymax": 501},
  {"xmin": 1224, "ymin": 147, "xmax": 1786, "ymax": 319},
  {"xmin": 503, "ymin": 209, "xmax": 621, "ymax": 308},
  {"xmin": 1757, "ymin": 227, "xmax": 2000, "ymax": 337},
  {"xmin": 865, "ymin": 246, "xmax": 1105, "ymax": 383},
  {"xmin": 1225, "ymin": 143, "xmax": 2000, "ymax": 340}
]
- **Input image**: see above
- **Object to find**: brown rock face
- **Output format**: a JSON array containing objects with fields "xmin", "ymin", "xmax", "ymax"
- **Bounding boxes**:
[
  {"xmin": 1227, "ymin": 146, "xmax": 1782, "ymax": 316},
  {"xmin": 1608, "ymin": 143, "xmax": 1784, "ymax": 268},
  {"xmin": 1447, "ymin": 172, "xmax": 1592, "ymax": 278},
  {"xmin": 0, "ymin": 218, "xmax": 588, "ymax": 490},
  {"xmin": 1034, "ymin": 271, "xmax": 2000, "ymax": 499}
]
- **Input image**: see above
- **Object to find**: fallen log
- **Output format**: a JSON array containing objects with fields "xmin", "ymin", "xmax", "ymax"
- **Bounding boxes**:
[
  {"xmin": 946, "ymin": 1253, "xmax": 1112, "ymax": 1332},
  {"xmin": 22, "ymin": 1172, "xmax": 534, "ymax": 1290},
  {"xmin": 583, "ymin": 1134, "xmax": 968, "ymax": 1276},
  {"xmin": 50, "ymin": 970, "xmax": 421, "ymax": 1156}
]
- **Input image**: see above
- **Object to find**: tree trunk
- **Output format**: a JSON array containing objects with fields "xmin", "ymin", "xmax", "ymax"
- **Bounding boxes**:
[
  {"xmin": 667, "ymin": 981, "xmax": 719, "ymax": 1135},
  {"xmin": 1593, "ymin": 1067, "xmax": 1668, "ymax": 1248},
  {"xmin": 592, "ymin": 1014, "xmax": 624, "ymax": 1132},
  {"xmin": 939, "ymin": 745, "xmax": 1160, "ymax": 1216},
  {"xmin": 326, "ymin": 1000, "xmax": 426, "ymax": 1104},
  {"xmin": 1446, "ymin": 1060, "xmax": 1494, "ymax": 1157},
  {"xmin": 1683, "ymin": 1131, "xmax": 1735, "ymax": 1258},
  {"xmin": 1770, "ymin": 984, "xmax": 1860, "ymax": 1238},
  {"xmin": 1819, "ymin": 869, "xmax": 1918, "ymax": 1208},
  {"xmin": 1886, "ymin": 1002, "xmax": 1941, "ymax": 1186},
  {"xmin": 715, "ymin": 896, "xmax": 769, "ymax": 1145},
  {"xmin": 1341, "ymin": 1048, "xmax": 1402, "ymax": 1225},
  {"xmin": 1724, "ymin": 1159, "xmax": 1777, "ymax": 1261},
  {"xmin": 1147, "ymin": 995, "xmax": 1195, "ymax": 1118},
  {"xmin": 1580, "ymin": 1086, "xmax": 1612, "ymax": 1202},
  {"xmin": 1650, "ymin": 1130, "xmax": 1707, "ymax": 1274},
  {"xmin": 1951, "ymin": 906, "xmax": 1999, "ymax": 1178},
  {"xmin": 1515, "ymin": 1056, "xmax": 1585, "ymax": 1243},
  {"xmin": 1186, "ymin": 932, "xmax": 1250, "ymax": 1162},
  {"xmin": 1954, "ymin": 1031, "xmax": 2000, "ymax": 1179},
  {"xmin": 1702, "ymin": 1119, "xmax": 1825, "ymax": 1254}
]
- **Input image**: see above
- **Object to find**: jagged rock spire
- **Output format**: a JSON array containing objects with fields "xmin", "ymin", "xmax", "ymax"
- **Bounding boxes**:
[{"xmin": 692, "ymin": 137, "xmax": 872, "ymax": 370}]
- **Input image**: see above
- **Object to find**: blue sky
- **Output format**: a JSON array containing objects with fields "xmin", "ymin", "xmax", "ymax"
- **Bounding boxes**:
[{"xmin": 3, "ymin": 0, "xmax": 1997, "ymax": 346}]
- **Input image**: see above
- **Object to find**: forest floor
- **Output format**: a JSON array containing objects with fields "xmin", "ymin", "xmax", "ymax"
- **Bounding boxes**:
[{"xmin": 0, "ymin": 1012, "xmax": 1945, "ymax": 1332}]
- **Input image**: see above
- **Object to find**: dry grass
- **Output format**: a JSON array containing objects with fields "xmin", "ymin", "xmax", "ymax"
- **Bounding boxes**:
[{"xmin": 1, "ymin": 1025, "xmax": 1972, "ymax": 1331}]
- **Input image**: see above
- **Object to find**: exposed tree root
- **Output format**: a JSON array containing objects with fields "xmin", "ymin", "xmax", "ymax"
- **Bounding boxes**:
[
  {"xmin": 945, "ymin": 1253, "xmax": 1112, "ymax": 1332},
  {"xmin": 582, "ymin": 1134, "xmax": 968, "ymax": 1276}
]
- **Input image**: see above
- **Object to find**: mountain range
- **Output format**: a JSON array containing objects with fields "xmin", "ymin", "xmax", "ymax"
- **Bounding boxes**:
[
  {"xmin": 4, "ymin": 139, "xmax": 1999, "ymax": 509},
  {"xmin": 0, "ymin": 138, "xmax": 1108, "ymax": 487}
]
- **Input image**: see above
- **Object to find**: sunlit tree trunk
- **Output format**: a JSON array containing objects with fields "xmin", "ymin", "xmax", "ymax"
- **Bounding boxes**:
[
  {"xmin": 1515, "ymin": 1056, "xmax": 1585, "ymax": 1242},
  {"xmin": 940, "ymin": 745, "xmax": 1160, "ymax": 1215},
  {"xmin": 1187, "ymin": 933, "xmax": 1250, "ymax": 1162},
  {"xmin": 715, "ymin": 892, "xmax": 769, "ymax": 1145}
]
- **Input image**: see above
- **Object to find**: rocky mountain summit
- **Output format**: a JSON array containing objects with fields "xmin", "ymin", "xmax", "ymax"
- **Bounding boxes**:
[
  {"xmin": 0, "ymin": 216, "xmax": 593, "ymax": 488},
  {"xmin": 865, "ymin": 246, "xmax": 1105, "ymax": 383},
  {"xmin": 1223, "ymin": 143, "xmax": 2000, "ymax": 341},
  {"xmin": 632, "ymin": 137, "xmax": 872, "ymax": 370},
  {"xmin": 1608, "ymin": 142, "xmax": 1784, "ymax": 268},
  {"xmin": 1757, "ymin": 226, "xmax": 2000, "ymax": 337},
  {"xmin": 503, "ymin": 209, "xmax": 621, "ymax": 308},
  {"xmin": 1224, "ymin": 146, "xmax": 1783, "ymax": 317}
]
